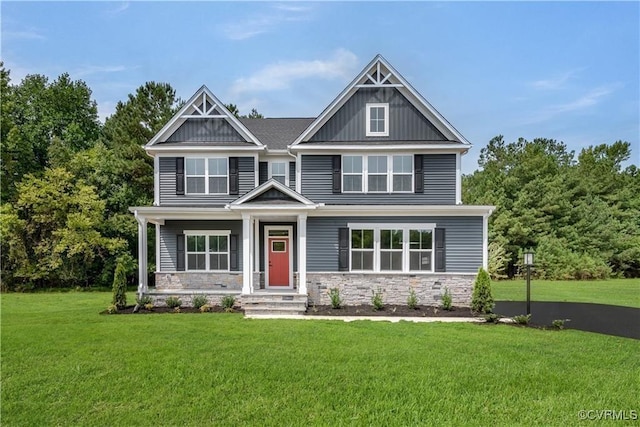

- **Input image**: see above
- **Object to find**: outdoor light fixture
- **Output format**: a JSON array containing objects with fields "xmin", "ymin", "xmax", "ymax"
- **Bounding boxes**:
[{"xmin": 523, "ymin": 249, "xmax": 534, "ymax": 315}]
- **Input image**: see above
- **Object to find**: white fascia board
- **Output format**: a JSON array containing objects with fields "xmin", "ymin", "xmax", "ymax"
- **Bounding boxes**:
[
  {"xmin": 129, "ymin": 206, "xmax": 238, "ymax": 222},
  {"xmin": 291, "ymin": 55, "xmax": 383, "ymax": 147},
  {"xmin": 146, "ymin": 146, "xmax": 265, "ymax": 156},
  {"xmin": 227, "ymin": 205, "xmax": 317, "ymax": 212},
  {"xmin": 289, "ymin": 144, "xmax": 470, "ymax": 153},
  {"xmin": 311, "ymin": 205, "xmax": 495, "ymax": 217},
  {"xmin": 146, "ymin": 85, "xmax": 263, "ymax": 147}
]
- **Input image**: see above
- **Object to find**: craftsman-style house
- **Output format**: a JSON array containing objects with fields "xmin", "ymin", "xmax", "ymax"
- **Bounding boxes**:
[{"xmin": 130, "ymin": 55, "xmax": 494, "ymax": 314}]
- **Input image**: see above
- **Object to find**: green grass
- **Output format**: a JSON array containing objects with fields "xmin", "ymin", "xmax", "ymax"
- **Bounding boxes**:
[
  {"xmin": 492, "ymin": 278, "xmax": 640, "ymax": 308},
  {"xmin": 2, "ymin": 293, "xmax": 639, "ymax": 426}
]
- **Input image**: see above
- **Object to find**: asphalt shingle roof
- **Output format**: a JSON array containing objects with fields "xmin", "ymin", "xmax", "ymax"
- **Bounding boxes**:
[{"xmin": 239, "ymin": 118, "xmax": 315, "ymax": 150}]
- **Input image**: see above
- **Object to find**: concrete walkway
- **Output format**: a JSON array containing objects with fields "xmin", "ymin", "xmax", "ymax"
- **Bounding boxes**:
[{"xmin": 245, "ymin": 314, "xmax": 484, "ymax": 323}]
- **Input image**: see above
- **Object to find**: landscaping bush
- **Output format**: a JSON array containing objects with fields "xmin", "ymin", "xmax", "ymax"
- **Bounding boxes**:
[
  {"xmin": 484, "ymin": 313, "xmax": 500, "ymax": 323},
  {"xmin": 471, "ymin": 268, "xmax": 494, "ymax": 314},
  {"xmin": 552, "ymin": 319, "xmax": 567, "ymax": 330},
  {"xmin": 136, "ymin": 294, "xmax": 152, "ymax": 306},
  {"xmin": 221, "ymin": 295, "xmax": 236, "ymax": 312},
  {"xmin": 111, "ymin": 258, "xmax": 127, "ymax": 309},
  {"xmin": 192, "ymin": 295, "xmax": 208, "ymax": 309},
  {"xmin": 371, "ymin": 288, "xmax": 384, "ymax": 311},
  {"xmin": 165, "ymin": 296, "xmax": 182, "ymax": 308},
  {"xmin": 106, "ymin": 304, "xmax": 118, "ymax": 314},
  {"xmin": 407, "ymin": 288, "xmax": 418, "ymax": 309},
  {"xmin": 441, "ymin": 287, "xmax": 452, "ymax": 311},
  {"xmin": 329, "ymin": 288, "xmax": 342, "ymax": 309},
  {"xmin": 513, "ymin": 314, "xmax": 531, "ymax": 325},
  {"xmin": 200, "ymin": 304, "xmax": 212, "ymax": 313}
]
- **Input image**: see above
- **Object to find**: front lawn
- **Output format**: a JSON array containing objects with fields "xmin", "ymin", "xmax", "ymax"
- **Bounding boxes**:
[
  {"xmin": 492, "ymin": 278, "xmax": 640, "ymax": 308},
  {"xmin": 2, "ymin": 292, "xmax": 638, "ymax": 426}
]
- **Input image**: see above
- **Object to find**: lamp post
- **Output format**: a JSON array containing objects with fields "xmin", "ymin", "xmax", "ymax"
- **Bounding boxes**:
[{"xmin": 523, "ymin": 249, "xmax": 534, "ymax": 316}]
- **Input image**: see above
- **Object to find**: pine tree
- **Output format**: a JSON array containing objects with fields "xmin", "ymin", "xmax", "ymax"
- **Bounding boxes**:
[{"xmin": 471, "ymin": 268, "xmax": 494, "ymax": 314}]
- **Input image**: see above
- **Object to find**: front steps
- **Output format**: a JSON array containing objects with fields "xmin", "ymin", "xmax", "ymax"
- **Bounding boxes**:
[{"xmin": 242, "ymin": 292, "xmax": 308, "ymax": 317}]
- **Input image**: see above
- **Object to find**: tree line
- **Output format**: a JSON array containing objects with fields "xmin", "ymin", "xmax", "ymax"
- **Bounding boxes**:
[{"xmin": 1, "ymin": 65, "xmax": 637, "ymax": 290}]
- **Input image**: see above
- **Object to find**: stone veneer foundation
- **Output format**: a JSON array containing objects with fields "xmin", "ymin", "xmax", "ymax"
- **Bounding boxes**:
[
  {"xmin": 306, "ymin": 273, "xmax": 477, "ymax": 307},
  {"xmin": 155, "ymin": 272, "xmax": 243, "ymax": 291}
]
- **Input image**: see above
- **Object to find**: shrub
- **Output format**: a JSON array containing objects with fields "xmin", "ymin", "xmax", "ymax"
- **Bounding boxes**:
[
  {"xmin": 165, "ymin": 296, "xmax": 182, "ymax": 308},
  {"xmin": 371, "ymin": 288, "xmax": 384, "ymax": 311},
  {"xmin": 407, "ymin": 288, "xmax": 418, "ymax": 309},
  {"xmin": 484, "ymin": 313, "xmax": 500, "ymax": 323},
  {"xmin": 173, "ymin": 307, "xmax": 181, "ymax": 313},
  {"xmin": 471, "ymin": 268, "xmax": 494, "ymax": 314},
  {"xmin": 552, "ymin": 319, "xmax": 568, "ymax": 330},
  {"xmin": 329, "ymin": 288, "xmax": 342, "ymax": 309},
  {"xmin": 143, "ymin": 303, "xmax": 154, "ymax": 311},
  {"xmin": 200, "ymin": 304, "xmax": 212, "ymax": 313},
  {"xmin": 111, "ymin": 258, "xmax": 127, "ymax": 309},
  {"xmin": 441, "ymin": 287, "xmax": 452, "ymax": 311},
  {"xmin": 221, "ymin": 295, "xmax": 236, "ymax": 311},
  {"xmin": 513, "ymin": 314, "xmax": 531, "ymax": 325},
  {"xmin": 136, "ymin": 294, "xmax": 152, "ymax": 306},
  {"xmin": 106, "ymin": 304, "xmax": 118, "ymax": 314},
  {"xmin": 192, "ymin": 295, "xmax": 208, "ymax": 309}
]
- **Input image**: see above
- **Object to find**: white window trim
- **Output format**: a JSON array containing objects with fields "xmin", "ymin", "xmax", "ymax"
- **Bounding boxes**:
[
  {"xmin": 184, "ymin": 230, "xmax": 231, "ymax": 272},
  {"xmin": 347, "ymin": 223, "xmax": 435, "ymax": 273},
  {"xmin": 184, "ymin": 156, "xmax": 229, "ymax": 195},
  {"xmin": 366, "ymin": 103, "xmax": 389, "ymax": 137},
  {"xmin": 342, "ymin": 154, "xmax": 414, "ymax": 194},
  {"xmin": 268, "ymin": 161, "xmax": 289, "ymax": 186}
]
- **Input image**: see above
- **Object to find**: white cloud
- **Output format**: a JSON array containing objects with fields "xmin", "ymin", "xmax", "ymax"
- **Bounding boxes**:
[
  {"xmin": 220, "ymin": 3, "xmax": 312, "ymax": 40},
  {"xmin": 230, "ymin": 49, "xmax": 358, "ymax": 95},
  {"xmin": 530, "ymin": 68, "xmax": 584, "ymax": 90},
  {"xmin": 2, "ymin": 30, "xmax": 46, "ymax": 40},
  {"xmin": 73, "ymin": 65, "xmax": 131, "ymax": 78},
  {"xmin": 106, "ymin": 2, "xmax": 130, "ymax": 15}
]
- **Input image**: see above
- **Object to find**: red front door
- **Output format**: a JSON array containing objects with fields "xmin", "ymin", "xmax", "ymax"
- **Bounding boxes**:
[{"xmin": 268, "ymin": 237, "xmax": 289, "ymax": 286}]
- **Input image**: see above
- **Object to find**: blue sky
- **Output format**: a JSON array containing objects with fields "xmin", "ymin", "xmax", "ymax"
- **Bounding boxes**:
[{"xmin": 2, "ymin": 1, "xmax": 638, "ymax": 173}]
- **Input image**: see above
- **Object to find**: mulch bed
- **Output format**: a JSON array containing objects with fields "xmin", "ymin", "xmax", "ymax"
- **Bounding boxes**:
[
  {"xmin": 101, "ymin": 305, "xmax": 244, "ymax": 315},
  {"xmin": 305, "ymin": 305, "xmax": 476, "ymax": 317}
]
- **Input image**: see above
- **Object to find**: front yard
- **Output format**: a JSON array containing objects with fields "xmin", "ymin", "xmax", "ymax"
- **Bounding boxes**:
[{"xmin": 2, "ymin": 292, "xmax": 638, "ymax": 426}]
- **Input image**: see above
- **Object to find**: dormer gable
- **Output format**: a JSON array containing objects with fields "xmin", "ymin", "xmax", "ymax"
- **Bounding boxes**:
[
  {"xmin": 146, "ymin": 85, "xmax": 263, "ymax": 148},
  {"xmin": 291, "ymin": 55, "xmax": 470, "ymax": 148},
  {"xmin": 228, "ymin": 179, "xmax": 317, "ymax": 208}
]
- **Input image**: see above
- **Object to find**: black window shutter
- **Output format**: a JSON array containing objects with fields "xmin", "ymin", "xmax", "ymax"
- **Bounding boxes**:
[
  {"xmin": 176, "ymin": 157, "xmax": 185, "ymax": 195},
  {"xmin": 338, "ymin": 227, "xmax": 349, "ymax": 271},
  {"xmin": 259, "ymin": 162, "xmax": 268, "ymax": 185},
  {"xmin": 229, "ymin": 234, "xmax": 239, "ymax": 271},
  {"xmin": 332, "ymin": 155, "xmax": 341, "ymax": 194},
  {"xmin": 414, "ymin": 154, "xmax": 424, "ymax": 194},
  {"xmin": 435, "ymin": 228, "xmax": 446, "ymax": 272},
  {"xmin": 176, "ymin": 234, "xmax": 185, "ymax": 271},
  {"xmin": 229, "ymin": 157, "xmax": 239, "ymax": 195}
]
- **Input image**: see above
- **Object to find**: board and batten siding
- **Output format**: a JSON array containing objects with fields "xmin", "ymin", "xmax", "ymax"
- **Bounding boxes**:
[
  {"xmin": 159, "ymin": 156, "xmax": 255, "ymax": 206},
  {"xmin": 301, "ymin": 154, "xmax": 456, "ymax": 205},
  {"xmin": 159, "ymin": 220, "xmax": 243, "ymax": 271},
  {"xmin": 309, "ymin": 87, "xmax": 446, "ymax": 143},
  {"xmin": 165, "ymin": 118, "xmax": 248, "ymax": 143},
  {"xmin": 306, "ymin": 216, "xmax": 482, "ymax": 273}
]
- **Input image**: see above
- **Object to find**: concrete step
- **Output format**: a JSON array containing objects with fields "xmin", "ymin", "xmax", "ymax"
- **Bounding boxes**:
[
  {"xmin": 242, "ymin": 293, "xmax": 308, "ymax": 317},
  {"xmin": 244, "ymin": 306, "xmax": 307, "ymax": 316}
]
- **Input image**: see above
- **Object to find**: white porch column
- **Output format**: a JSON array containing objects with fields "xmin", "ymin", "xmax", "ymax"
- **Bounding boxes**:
[
  {"xmin": 134, "ymin": 211, "xmax": 148, "ymax": 297},
  {"xmin": 253, "ymin": 217, "xmax": 260, "ymax": 273},
  {"xmin": 242, "ymin": 213, "xmax": 253, "ymax": 294},
  {"xmin": 482, "ymin": 213, "xmax": 489, "ymax": 270},
  {"xmin": 297, "ymin": 213, "xmax": 307, "ymax": 295}
]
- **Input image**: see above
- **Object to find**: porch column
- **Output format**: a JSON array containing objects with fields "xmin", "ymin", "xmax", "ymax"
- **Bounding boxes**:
[
  {"xmin": 297, "ymin": 213, "xmax": 307, "ymax": 295},
  {"xmin": 134, "ymin": 211, "xmax": 148, "ymax": 297},
  {"xmin": 242, "ymin": 213, "xmax": 253, "ymax": 294}
]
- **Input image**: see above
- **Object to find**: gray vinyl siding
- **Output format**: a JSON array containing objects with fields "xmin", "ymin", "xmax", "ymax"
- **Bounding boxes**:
[
  {"xmin": 159, "ymin": 156, "xmax": 255, "ymax": 206},
  {"xmin": 301, "ymin": 154, "xmax": 456, "ymax": 205},
  {"xmin": 309, "ymin": 88, "xmax": 446, "ymax": 143},
  {"xmin": 165, "ymin": 118, "xmax": 248, "ymax": 143},
  {"xmin": 307, "ymin": 216, "xmax": 482, "ymax": 273},
  {"xmin": 159, "ymin": 220, "xmax": 243, "ymax": 271},
  {"xmin": 289, "ymin": 161, "xmax": 296, "ymax": 190}
]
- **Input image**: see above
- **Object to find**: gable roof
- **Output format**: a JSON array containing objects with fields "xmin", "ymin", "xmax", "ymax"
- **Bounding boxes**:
[
  {"xmin": 146, "ymin": 85, "xmax": 263, "ymax": 147},
  {"xmin": 228, "ymin": 179, "xmax": 317, "ymax": 208},
  {"xmin": 239, "ymin": 118, "xmax": 315, "ymax": 150},
  {"xmin": 290, "ymin": 54, "xmax": 471, "ymax": 147}
]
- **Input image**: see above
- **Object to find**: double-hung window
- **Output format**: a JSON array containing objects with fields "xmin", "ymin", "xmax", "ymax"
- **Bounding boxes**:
[
  {"xmin": 341, "ymin": 155, "xmax": 413, "ymax": 193},
  {"xmin": 186, "ymin": 232, "xmax": 230, "ymax": 271},
  {"xmin": 348, "ymin": 224, "xmax": 434, "ymax": 273},
  {"xmin": 366, "ymin": 103, "xmax": 389, "ymax": 136},
  {"xmin": 185, "ymin": 157, "xmax": 228, "ymax": 194},
  {"xmin": 269, "ymin": 162, "xmax": 287, "ymax": 185},
  {"xmin": 343, "ymin": 155, "xmax": 363, "ymax": 192}
]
